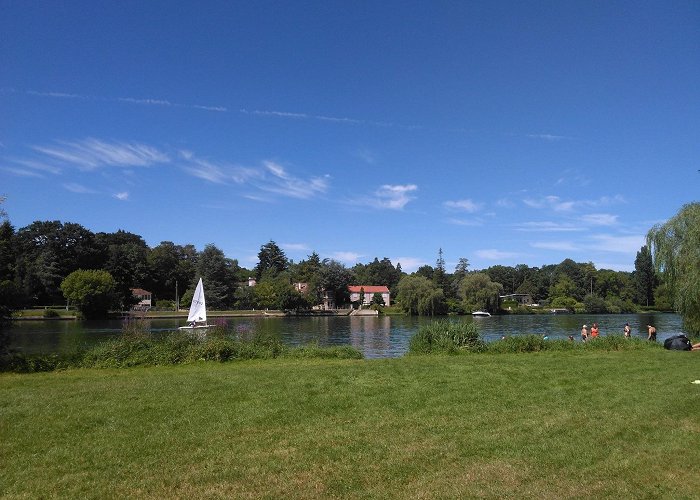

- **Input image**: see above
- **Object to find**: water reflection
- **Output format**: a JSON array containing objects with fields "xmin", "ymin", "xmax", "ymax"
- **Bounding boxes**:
[{"xmin": 3, "ymin": 313, "xmax": 686, "ymax": 359}]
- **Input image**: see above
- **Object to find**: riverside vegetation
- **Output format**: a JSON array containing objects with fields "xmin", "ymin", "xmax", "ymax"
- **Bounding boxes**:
[
  {"xmin": 1, "ymin": 319, "xmax": 676, "ymax": 373},
  {"xmin": 0, "ymin": 319, "xmax": 362, "ymax": 373}
]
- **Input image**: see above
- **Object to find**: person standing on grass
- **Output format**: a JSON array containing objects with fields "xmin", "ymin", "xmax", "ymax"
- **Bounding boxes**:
[
  {"xmin": 624, "ymin": 322, "xmax": 631, "ymax": 338},
  {"xmin": 590, "ymin": 323, "xmax": 599, "ymax": 339},
  {"xmin": 647, "ymin": 324, "xmax": 657, "ymax": 341},
  {"xmin": 581, "ymin": 324, "xmax": 588, "ymax": 342}
]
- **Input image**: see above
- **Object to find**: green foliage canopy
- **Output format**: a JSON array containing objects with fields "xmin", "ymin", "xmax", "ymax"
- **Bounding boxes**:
[
  {"xmin": 458, "ymin": 273, "xmax": 502, "ymax": 313},
  {"xmin": 60, "ymin": 269, "xmax": 117, "ymax": 319},
  {"xmin": 647, "ymin": 202, "xmax": 700, "ymax": 334},
  {"xmin": 395, "ymin": 275, "xmax": 446, "ymax": 316}
]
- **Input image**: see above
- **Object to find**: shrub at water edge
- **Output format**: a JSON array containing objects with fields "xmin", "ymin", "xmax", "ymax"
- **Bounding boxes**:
[
  {"xmin": 408, "ymin": 320, "xmax": 484, "ymax": 354},
  {"xmin": 408, "ymin": 321, "xmax": 666, "ymax": 355},
  {"xmin": 1, "ymin": 329, "xmax": 364, "ymax": 373}
]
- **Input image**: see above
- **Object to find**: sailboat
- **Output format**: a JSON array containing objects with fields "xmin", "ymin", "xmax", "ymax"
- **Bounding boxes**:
[{"xmin": 178, "ymin": 278, "xmax": 211, "ymax": 330}]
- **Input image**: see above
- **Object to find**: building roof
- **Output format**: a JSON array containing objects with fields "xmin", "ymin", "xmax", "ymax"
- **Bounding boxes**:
[
  {"xmin": 348, "ymin": 285, "xmax": 390, "ymax": 294},
  {"xmin": 131, "ymin": 288, "xmax": 151, "ymax": 296}
]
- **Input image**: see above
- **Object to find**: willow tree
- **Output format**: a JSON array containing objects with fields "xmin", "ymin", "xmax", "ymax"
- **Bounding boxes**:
[{"xmin": 647, "ymin": 202, "xmax": 700, "ymax": 335}]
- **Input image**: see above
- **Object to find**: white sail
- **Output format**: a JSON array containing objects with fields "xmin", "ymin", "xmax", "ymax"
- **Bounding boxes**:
[{"xmin": 186, "ymin": 278, "xmax": 207, "ymax": 323}]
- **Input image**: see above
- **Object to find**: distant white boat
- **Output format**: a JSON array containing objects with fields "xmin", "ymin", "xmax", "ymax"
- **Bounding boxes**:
[
  {"xmin": 178, "ymin": 278, "xmax": 211, "ymax": 330},
  {"xmin": 472, "ymin": 311, "xmax": 491, "ymax": 317}
]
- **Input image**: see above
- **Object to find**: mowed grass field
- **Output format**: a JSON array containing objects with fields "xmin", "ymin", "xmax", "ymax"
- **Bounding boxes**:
[{"xmin": 1, "ymin": 351, "xmax": 699, "ymax": 499}]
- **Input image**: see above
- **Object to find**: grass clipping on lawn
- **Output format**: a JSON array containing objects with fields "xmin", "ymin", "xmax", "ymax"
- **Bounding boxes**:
[{"xmin": 2, "ymin": 350, "xmax": 699, "ymax": 498}]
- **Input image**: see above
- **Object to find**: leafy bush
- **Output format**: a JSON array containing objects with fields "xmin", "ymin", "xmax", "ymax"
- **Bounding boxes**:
[
  {"xmin": 408, "ymin": 320, "xmax": 484, "ymax": 354},
  {"xmin": 155, "ymin": 299, "xmax": 175, "ymax": 311},
  {"xmin": 43, "ymin": 309, "xmax": 60, "ymax": 318}
]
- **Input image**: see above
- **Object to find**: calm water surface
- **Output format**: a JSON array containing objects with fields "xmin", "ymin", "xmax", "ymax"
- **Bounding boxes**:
[{"xmin": 3, "ymin": 313, "xmax": 685, "ymax": 359}]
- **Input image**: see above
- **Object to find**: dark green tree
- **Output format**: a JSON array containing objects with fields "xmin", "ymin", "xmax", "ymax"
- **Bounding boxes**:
[
  {"xmin": 319, "ymin": 259, "xmax": 353, "ymax": 307},
  {"xmin": 147, "ymin": 241, "xmax": 197, "ymax": 301},
  {"xmin": 583, "ymin": 293, "xmax": 608, "ymax": 313},
  {"xmin": 195, "ymin": 244, "xmax": 238, "ymax": 310},
  {"xmin": 291, "ymin": 252, "xmax": 323, "ymax": 306},
  {"xmin": 255, "ymin": 240, "xmax": 289, "ymax": 280},
  {"xmin": 370, "ymin": 292, "xmax": 386, "ymax": 307},
  {"xmin": 633, "ymin": 245, "xmax": 655, "ymax": 306},
  {"xmin": 102, "ymin": 240, "xmax": 149, "ymax": 309},
  {"xmin": 14, "ymin": 221, "xmax": 100, "ymax": 305},
  {"xmin": 278, "ymin": 286, "xmax": 309, "ymax": 312},
  {"xmin": 0, "ymin": 221, "xmax": 16, "ymax": 282},
  {"xmin": 485, "ymin": 265, "xmax": 516, "ymax": 294},
  {"xmin": 415, "ymin": 265, "xmax": 434, "ymax": 281}
]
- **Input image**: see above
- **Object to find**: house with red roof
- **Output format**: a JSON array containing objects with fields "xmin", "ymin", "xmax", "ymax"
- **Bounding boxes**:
[{"xmin": 348, "ymin": 285, "xmax": 390, "ymax": 307}]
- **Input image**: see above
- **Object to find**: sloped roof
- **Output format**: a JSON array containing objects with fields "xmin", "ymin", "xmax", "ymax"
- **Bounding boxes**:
[{"xmin": 348, "ymin": 285, "xmax": 390, "ymax": 294}]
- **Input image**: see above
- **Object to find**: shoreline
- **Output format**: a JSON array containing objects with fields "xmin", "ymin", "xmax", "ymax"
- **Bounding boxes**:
[{"xmin": 9, "ymin": 309, "xmax": 356, "ymax": 321}]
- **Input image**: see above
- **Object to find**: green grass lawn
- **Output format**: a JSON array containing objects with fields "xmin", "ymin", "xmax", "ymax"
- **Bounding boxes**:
[{"xmin": 2, "ymin": 351, "xmax": 699, "ymax": 498}]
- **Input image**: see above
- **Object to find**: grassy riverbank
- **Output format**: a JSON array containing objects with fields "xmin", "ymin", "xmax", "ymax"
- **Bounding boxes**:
[{"xmin": 2, "ymin": 351, "xmax": 699, "ymax": 498}]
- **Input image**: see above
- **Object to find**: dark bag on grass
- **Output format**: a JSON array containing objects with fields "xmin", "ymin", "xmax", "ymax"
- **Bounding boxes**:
[{"xmin": 663, "ymin": 335, "xmax": 692, "ymax": 351}]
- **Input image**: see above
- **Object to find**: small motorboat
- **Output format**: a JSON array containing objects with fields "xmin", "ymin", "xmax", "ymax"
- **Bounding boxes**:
[{"xmin": 472, "ymin": 311, "xmax": 491, "ymax": 317}]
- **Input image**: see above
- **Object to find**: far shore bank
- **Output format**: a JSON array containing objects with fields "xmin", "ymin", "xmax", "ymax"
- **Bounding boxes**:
[
  {"xmin": 10, "ymin": 309, "xmax": 356, "ymax": 321},
  {"xmin": 9, "ymin": 307, "xmax": 675, "ymax": 322}
]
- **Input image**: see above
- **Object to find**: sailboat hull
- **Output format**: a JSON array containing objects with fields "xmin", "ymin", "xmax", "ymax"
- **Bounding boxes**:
[{"xmin": 178, "ymin": 325, "xmax": 211, "ymax": 330}]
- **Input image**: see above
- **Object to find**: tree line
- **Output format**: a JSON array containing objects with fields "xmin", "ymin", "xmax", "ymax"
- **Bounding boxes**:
[{"xmin": 0, "ymin": 217, "xmax": 666, "ymax": 319}]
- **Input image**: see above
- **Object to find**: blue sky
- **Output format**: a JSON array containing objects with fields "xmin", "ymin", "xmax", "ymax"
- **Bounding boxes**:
[{"xmin": 1, "ymin": 1, "xmax": 698, "ymax": 272}]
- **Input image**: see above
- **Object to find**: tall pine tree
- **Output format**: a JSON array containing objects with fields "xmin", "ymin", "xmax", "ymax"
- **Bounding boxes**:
[{"xmin": 634, "ymin": 245, "xmax": 655, "ymax": 306}]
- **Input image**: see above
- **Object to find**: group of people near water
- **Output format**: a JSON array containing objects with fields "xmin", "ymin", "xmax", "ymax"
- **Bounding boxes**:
[
  {"xmin": 580, "ymin": 322, "xmax": 658, "ymax": 342},
  {"xmin": 577, "ymin": 322, "xmax": 700, "ymax": 350}
]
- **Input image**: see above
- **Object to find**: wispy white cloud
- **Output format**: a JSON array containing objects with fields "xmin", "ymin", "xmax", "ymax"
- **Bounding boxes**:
[
  {"xmin": 26, "ymin": 89, "xmax": 88, "ymax": 100},
  {"xmin": 523, "ymin": 195, "xmax": 575, "ymax": 212},
  {"xmin": 34, "ymin": 138, "xmax": 169, "ymax": 170},
  {"xmin": 592, "ymin": 261, "xmax": 634, "ymax": 272},
  {"xmin": 355, "ymin": 184, "xmax": 418, "ymax": 210},
  {"xmin": 181, "ymin": 152, "xmax": 263, "ymax": 186},
  {"xmin": 515, "ymin": 221, "xmax": 585, "ymax": 232},
  {"xmin": 2, "ymin": 166, "xmax": 44, "ymax": 178},
  {"xmin": 496, "ymin": 198, "xmax": 516, "ymax": 209},
  {"xmin": 355, "ymin": 148, "xmax": 375, "ymax": 165},
  {"xmin": 595, "ymin": 195, "xmax": 626, "ymax": 206},
  {"xmin": 240, "ymin": 108, "xmax": 417, "ymax": 130},
  {"xmin": 589, "ymin": 234, "xmax": 645, "ymax": 254},
  {"xmin": 391, "ymin": 256, "xmax": 428, "ymax": 273},
  {"xmin": 530, "ymin": 241, "xmax": 579, "ymax": 252},
  {"xmin": 261, "ymin": 161, "xmax": 329, "ymax": 199},
  {"xmin": 475, "ymin": 249, "xmax": 520, "ymax": 260},
  {"xmin": 281, "ymin": 242, "xmax": 310, "ymax": 252},
  {"xmin": 113, "ymin": 192, "xmax": 129, "ymax": 201},
  {"xmin": 241, "ymin": 108, "xmax": 365, "ymax": 124},
  {"xmin": 63, "ymin": 182, "xmax": 97, "ymax": 194},
  {"xmin": 447, "ymin": 217, "xmax": 484, "ymax": 227},
  {"xmin": 9, "ymin": 158, "xmax": 62, "ymax": 175},
  {"xmin": 443, "ymin": 199, "xmax": 482, "ymax": 213},
  {"xmin": 21, "ymin": 89, "xmax": 227, "ymax": 112},
  {"xmin": 523, "ymin": 194, "xmax": 626, "ymax": 213},
  {"xmin": 555, "ymin": 169, "xmax": 591, "ymax": 187},
  {"xmin": 330, "ymin": 251, "xmax": 364, "ymax": 264},
  {"xmin": 525, "ymin": 133, "xmax": 575, "ymax": 141},
  {"xmin": 580, "ymin": 213, "xmax": 618, "ymax": 226},
  {"xmin": 181, "ymin": 157, "xmax": 232, "ymax": 184}
]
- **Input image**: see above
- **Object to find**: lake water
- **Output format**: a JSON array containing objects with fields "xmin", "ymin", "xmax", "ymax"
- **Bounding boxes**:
[{"xmin": 2, "ymin": 313, "xmax": 685, "ymax": 359}]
